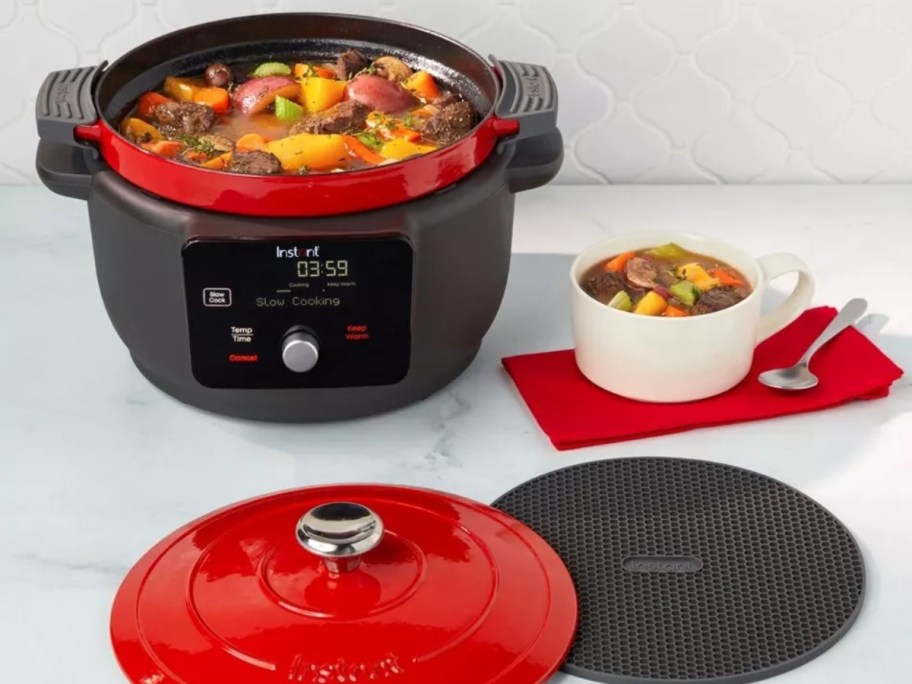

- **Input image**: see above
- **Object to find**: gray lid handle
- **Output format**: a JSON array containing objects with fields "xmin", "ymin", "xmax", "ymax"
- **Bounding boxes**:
[{"xmin": 490, "ymin": 56, "xmax": 558, "ymax": 140}]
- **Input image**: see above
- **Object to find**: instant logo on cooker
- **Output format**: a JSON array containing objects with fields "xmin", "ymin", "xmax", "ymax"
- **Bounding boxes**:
[{"xmin": 276, "ymin": 246, "xmax": 320, "ymax": 258}]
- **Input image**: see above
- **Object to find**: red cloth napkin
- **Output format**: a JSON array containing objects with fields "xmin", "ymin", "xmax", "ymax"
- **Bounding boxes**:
[{"xmin": 502, "ymin": 307, "xmax": 904, "ymax": 450}]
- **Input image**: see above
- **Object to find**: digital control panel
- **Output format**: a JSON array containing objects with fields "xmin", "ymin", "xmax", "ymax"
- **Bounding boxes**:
[{"xmin": 182, "ymin": 237, "xmax": 413, "ymax": 389}]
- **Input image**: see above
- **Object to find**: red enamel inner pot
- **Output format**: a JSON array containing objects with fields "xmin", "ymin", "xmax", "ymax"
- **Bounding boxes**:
[{"xmin": 37, "ymin": 13, "xmax": 558, "ymax": 217}]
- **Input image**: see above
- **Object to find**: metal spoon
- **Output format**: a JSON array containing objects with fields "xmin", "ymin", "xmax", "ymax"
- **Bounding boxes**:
[{"xmin": 758, "ymin": 298, "xmax": 868, "ymax": 391}]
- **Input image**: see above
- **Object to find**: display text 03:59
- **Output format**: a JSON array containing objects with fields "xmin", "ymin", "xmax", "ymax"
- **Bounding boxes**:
[{"xmin": 297, "ymin": 260, "xmax": 350, "ymax": 278}]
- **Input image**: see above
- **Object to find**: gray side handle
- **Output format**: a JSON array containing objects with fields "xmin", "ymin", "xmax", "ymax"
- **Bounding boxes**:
[
  {"xmin": 36, "ymin": 141, "xmax": 94, "ymax": 201},
  {"xmin": 490, "ymin": 56, "xmax": 558, "ymax": 140},
  {"xmin": 36, "ymin": 64, "xmax": 105, "ymax": 145}
]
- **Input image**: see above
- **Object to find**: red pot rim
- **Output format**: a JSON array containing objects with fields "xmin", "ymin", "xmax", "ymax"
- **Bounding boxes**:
[{"xmin": 76, "ymin": 111, "xmax": 520, "ymax": 217}]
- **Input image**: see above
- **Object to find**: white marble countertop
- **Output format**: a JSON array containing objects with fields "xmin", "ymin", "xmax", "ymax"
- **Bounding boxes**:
[{"xmin": 1, "ymin": 185, "xmax": 911, "ymax": 684}]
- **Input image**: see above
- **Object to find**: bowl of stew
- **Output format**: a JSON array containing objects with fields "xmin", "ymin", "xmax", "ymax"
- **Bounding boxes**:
[{"xmin": 570, "ymin": 232, "xmax": 815, "ymax": 402}]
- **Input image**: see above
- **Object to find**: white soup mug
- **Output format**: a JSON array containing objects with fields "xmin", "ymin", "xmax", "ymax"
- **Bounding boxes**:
[{"xmin": 570, "ymin": 232, "xmax": 815, "ymax": 403}]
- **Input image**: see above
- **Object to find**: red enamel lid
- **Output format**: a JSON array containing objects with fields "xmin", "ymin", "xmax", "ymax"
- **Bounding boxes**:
[{"xmin": 110, "ymin": 485, "xmax": 577, "ymax": 684}]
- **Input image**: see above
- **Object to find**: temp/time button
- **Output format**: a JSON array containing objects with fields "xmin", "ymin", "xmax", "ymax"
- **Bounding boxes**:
[{"xmin": 281, "ymin": 329, "xmax": 320, "ymax": 373}]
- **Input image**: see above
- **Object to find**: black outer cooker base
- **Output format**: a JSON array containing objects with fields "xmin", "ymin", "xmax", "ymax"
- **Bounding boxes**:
[
  {"xmin": 131, "ymin": 346, "xmax": 480, "ymax": 422},
  {"xmin": 77, "ymin": 139, "xmax": 549, "ymax": 422}
]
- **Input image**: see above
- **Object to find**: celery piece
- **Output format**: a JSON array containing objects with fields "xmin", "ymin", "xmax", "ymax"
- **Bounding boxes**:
[
  {"xmin": 647, "ymin": 242, "xmax": 689, "ymax": 260},
  {"xmin": 252, "ymin": 62, "xmax": 292, "ymax": 77},
  {"xmin": 669, "ymin": 280, "xmax": 700, "ymax": 307},
  {"xmin": 275, "ymin": 95, "xmax": 304, "ymax": 122},
  {"xmin": 607, "ymin": 290, "xmax": 633, "ymax": 312}
]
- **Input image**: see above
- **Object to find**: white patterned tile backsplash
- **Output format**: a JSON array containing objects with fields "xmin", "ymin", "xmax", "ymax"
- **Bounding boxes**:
[
  {"xmin": 815, "ymin": 7, "xmax": 910, "ymax": 101},
  {"xmin": 578, "ymin": 7, "xmax": 675, "ymax": 101},
  {"xmin": 639, "ymin": 0, "xmax": 734, "ymax": 52},
  {"xmin": 754, "ymin": 57, "xmax": 851, "ymax": 148},
  {"xmin": 3, "ymin": 0, "xmax": 912, "ymax": 184},
  {"xmin": 578, "ymin": 102, "xmax": 668, "ymax": 182},
  {"xmin": 696, "ymin": 6, "xmax": 794, "ymax": 102},
  {"xmin": 636, "ymin": 58, "xmax": 731, "ymax": 148},
  {"xmin": 810, "ymin": 107, "xmax": 908, "ymax": 180},
  {"xmin": 761, "ymin": 0, "xmax": 851, "ymax": 52}
]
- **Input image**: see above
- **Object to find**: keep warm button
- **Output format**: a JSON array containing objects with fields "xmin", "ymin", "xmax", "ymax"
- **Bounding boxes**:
[{"xmin": 345, "ymin": 324, "xmax": 370, "ymax": 341}]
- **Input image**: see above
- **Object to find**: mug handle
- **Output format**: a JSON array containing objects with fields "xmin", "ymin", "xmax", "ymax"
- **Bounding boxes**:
[{"xmin": 755, "ymin": 253, "xmax": 815, "ymax": 342}]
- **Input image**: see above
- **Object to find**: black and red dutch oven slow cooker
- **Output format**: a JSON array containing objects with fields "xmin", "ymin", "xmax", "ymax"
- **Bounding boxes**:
[{"xmin": 35, "ymin": 13, "xmax": 561, "ymax": 422}]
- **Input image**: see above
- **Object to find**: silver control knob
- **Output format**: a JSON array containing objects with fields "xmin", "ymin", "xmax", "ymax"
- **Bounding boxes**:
[
  {"xmin": 296, "ymin": 502, "xmax": 384, "ymax": 574},
  {"xmin": 281, "ymin": 330, "xmax": 319, "ymax": 373}
]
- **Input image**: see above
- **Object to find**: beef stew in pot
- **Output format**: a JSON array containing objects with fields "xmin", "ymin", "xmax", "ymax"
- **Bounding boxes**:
[
  {"xmin": 118, "ymin": 51, "xmax": 479, "ymax": 175},
  {"xmin": 581, "ymin": 243, "xmax": 752, "ymax": 317}
]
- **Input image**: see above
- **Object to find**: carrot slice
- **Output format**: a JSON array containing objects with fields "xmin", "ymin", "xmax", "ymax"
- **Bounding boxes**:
[
  {"xmin": 194, "ymin": 87, "xmax": 231, "ymax": 113},
  {"xmin": 391, "ymin": 126, "xmax": 421, "ymax": 142},
  {"xmin": 709, "ymin": 267, "xmax": 745, "ymax": 287},
  {"xmin": 342, "ymin": 135, "xmax": 384, "ymax": 165},
  {"xmin": 137, "ymin": 92, "xmax": 171, "ymax": 119},
  {"xmin": 404, "ymin": 70, "xmax": 441, "ymax": 101},
  {"xmin": 236, "ymin": 133, "xmax": 269, "ymax": 153},
  {"xmin": 201, "ymin": 152, "xmax": 232, "ymax": 170},
  {"xmin": 141, "ymin": 140, "xmax": 184, "ymax": 158},
  {"xmin": 605, "ymin": 251, "xmax": 636, "ymax": 272},
  {"xmin": 294, "ymin": 64, "xmax": 338, "ymax": 79},
  {"xmin": 664, "ymin": 305, "xmax": 689, "ymax": 317},
  {"xmin": 182, "ymin": 150, "xmax": 210, "ymax": 163}
]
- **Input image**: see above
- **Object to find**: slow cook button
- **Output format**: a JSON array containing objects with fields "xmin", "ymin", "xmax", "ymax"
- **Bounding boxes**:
[{"xmin": 204, "ymin": 287, "xmax": 232, "ymax": 307}]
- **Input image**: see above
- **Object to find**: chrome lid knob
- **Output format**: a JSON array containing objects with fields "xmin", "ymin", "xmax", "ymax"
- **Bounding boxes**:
[{"xmin": 296, "ymin": 502, "xmax": 384, "ymax": 574}]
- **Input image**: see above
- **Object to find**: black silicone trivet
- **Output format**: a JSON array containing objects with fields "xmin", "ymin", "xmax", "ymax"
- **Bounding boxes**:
[{"xmin": 493, "ymin": 458, "xmax": 865, "ymax": 684}]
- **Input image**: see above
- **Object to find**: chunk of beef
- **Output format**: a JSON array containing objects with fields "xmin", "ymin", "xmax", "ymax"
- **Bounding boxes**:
[
  {"xmin": 372, "ymin": 56, "xmax": 413, "ymax": 82},
  {"xmin": 656, "ymin": 267, "xmax": 678, "ymax": 288},
  {"xmin": 289, "ymin": 100, "xmax": 369, "ymax": 135},
  {"xmin": 691, "ymin": 286, "xmax": 746, "ymax": 315},
  {"xmin": 153, "ymin": 102, "xmax": 216, "ymax": 137},
  {"xmin": 584, "ymin": 271, "xmax": 639, "ymax": 304},
  {"xmin": 228, "ymin": 150, "xmax": 282, "ymax": 175},
  {"xmin": 625, "ymin": 257, "xmax": 658, "ymax": 289},
  {"xmin": 421, "ymin": 101, "xmax": 476, "ymax": 145},
  {"xmin": 336, "ymin": 49, "xmax": 370, "ymax": 79},
  {"xmin": 433, "ymin": 92, "xmax": 462, "ymax": 108},
  {"xmin": 199, "ymin": 134, "xmax": 234, "ymax": 152}
]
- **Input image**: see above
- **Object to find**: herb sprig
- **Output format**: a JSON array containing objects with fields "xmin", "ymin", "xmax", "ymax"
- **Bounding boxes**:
[
  {"xmin": 354, "ymin": 130, "xmax": 384, "ymax": 151},
  {"xmin": 180, "ymin": 136, "xmax": 218, "ymax": 157}
]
